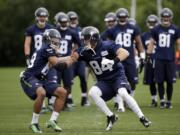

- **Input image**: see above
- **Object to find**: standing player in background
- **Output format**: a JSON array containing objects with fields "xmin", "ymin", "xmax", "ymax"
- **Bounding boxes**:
[
  {"xmin": 141, "ymin": 14, "xmax": 159, "ymax": 107},
  {"xmin": 55, "ymin": 12, "xmax": 82, "ymax": 109},
  {"xmin": 23, "ymin": 7, "xmax": 54, "ymax": 113},
  {"xmin": 101, "ymin": 12, "xmax": 117, "ymax": 40},
  {"xmin": 20, "ymin": 29, "xmax": 73, "ymax": 133},
  {"xmin": 71, "ymin": 26, "xmax": 151, "ymax": 130},
  {"xmin": 67, "ymin": 11, "xmax": 90, "ymax": 106},
  {"xmin": 149, "ymin": 8, "xmax": 180, "ymax": 109},
  {"xmin": 101, "ymin": 12, "xmax": 125, "ymax": 112},
  {"xmin": 101, "ymin": 8, "xmax": 145, "ymax": 98}
]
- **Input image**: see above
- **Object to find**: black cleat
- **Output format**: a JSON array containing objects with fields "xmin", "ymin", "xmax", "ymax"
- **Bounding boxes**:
[
  {"xmin": 160, "ymin": 101, "xmax": 166, "ymax": 109},
  {"xmin": 140, "ymin": 116, "xmax": 152, "ymax": 128},
  {"xmin": 106, "ymin": 114, "xmax": 118, "ymax": 131},
  {"xmin": 151, "ymin": 100, "xmax": 158, "ymax": 107},
  {"xmin": 166, "ymin": 102, "xmax": 173, "ymax": 109},
  {"xmin": 81, "ymin": 97, "xmax": 90, "ymax": 106}
]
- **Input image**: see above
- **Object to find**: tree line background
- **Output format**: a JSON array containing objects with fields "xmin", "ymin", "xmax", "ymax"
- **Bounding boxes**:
[{"xmin": 0, "ymin": 0, "xmax": 179, "ymax": 66}]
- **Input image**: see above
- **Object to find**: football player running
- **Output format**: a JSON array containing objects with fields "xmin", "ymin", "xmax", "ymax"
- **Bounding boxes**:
[
  {"xmin": 67, "ymin": 11, "xmax": 90, "ymax": 106},
  {"xmin": 20, "ymin": 29, "xmax": 75, "ymax": 133},
  {"xmin": 70, "ymin": 26, "xmax": 151, "ymax": 131},
  {"xmin": 23, "ymin": 7, "xmax": 55, "ymax": 113},
  {"xmin": 141, "ymin": 14, "xmax": 159, "ymax": 107},
  {"xmin": 148, "ymin": 8, "xmax": 180, "ymax": 109}
]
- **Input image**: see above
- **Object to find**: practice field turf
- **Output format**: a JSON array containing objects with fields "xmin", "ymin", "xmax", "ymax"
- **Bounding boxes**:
[{"xmin": 0, "ymin": 67, "xmax": 180, "ymax": 135}]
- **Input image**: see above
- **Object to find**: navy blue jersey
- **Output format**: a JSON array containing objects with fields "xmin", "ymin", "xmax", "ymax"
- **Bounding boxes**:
[
  {"xmin": 24, "ymin": 43, "xmax": 57, "ymax": 77},
  {"xmin": 57, "ymin": 28, "xmax": 82, "ymax": 56},
  {"xmin": 78, "ymin": 40, "xmax": 126, "ymax": 81},
  {"xmin": 141, "ymin": 31, "xmax": 156, "ymax": 59},
  {"xmin": 151, "ymin": 24, "xmax": 180, "ymax": 61},
  {"xmin": 25, "ymin": 23, "xmax": 53, "ymax": 55},
  {"xmin": 69, "ymin": 26, "xmax": 82, "ymax": 39},
  {"xmin": 101, "ymin": 23, "xmax": 140, "ymax": 62}
]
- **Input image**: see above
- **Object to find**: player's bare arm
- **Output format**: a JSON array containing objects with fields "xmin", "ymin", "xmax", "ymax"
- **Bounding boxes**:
[
  {"xmin": 24, "ymin": 36, "xmax": 32, "ymax": 56},
  {"xmin": 116, "ymin": 48, "xmax": 129, "ymax": 61}
]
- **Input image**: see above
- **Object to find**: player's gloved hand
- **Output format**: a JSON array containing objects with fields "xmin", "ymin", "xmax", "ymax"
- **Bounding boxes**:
[
  {"xmin": 139, "ymin": 52, "xmax": 145, "ymax": 73},
  {"xmin": 25, "ymin": 55, "xmax": 30, "ymax": 67},
  {"xmin": 139, "ymin": 58, "xmax": 145, "ymax": 73},
  {"xmin": 146, "ymin": 53, "xmax": 153, "ymax": 65},
  {"xmin": 80, "ymin": 46, "xmax": 96, "ymax": 58},
  {"xmin": 101, "ymin": 57, "xmax": 114, "ymax": 66},
  {"xmin": 135, "ymin": 55, "xmax": 140, "ymax": 69}
]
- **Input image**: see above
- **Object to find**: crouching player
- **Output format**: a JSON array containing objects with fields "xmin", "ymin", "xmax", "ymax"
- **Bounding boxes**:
[
  {"xmin": 20, "ymin": 29, "xmax": 73, "ymax": 133},
  {"xmin": 71, "ymin": 26, "xmax": 152, "ymax": 130}
]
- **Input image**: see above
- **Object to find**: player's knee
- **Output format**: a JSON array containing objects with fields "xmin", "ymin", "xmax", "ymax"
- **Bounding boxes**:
[
  {"xmin": 36, "ymin": 87, "xmax": 46, "ymax": 98},
  {"xmin": 55, "ymin": 87, "xmax": 67, "ymax": 99},
  {"xmin": 118, "ymin": 87, "xmax": 129, "ymax": 98},
  {"xmin": 88, "ymin": 86, "xmax": 102, "ymax": 98}
]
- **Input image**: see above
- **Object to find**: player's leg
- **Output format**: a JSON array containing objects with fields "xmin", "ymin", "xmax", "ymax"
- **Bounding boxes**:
[
  {"xmin": 149, "ymin": 83, "xmax": 158, "ymax": 107},
  {"xmin": 155, "ymin": 60, "xmax": 166, "ymax": 108},
  {"xmin": 113, "ymin": 94, "xmax": 125, "ymax": 112},
  {"xmin": 77, "ymin": 61, "xmax": 90, "ymax": 106},
  {"xmin": 117, "ymin": 87, "xmax": 151, "ymax": 127},
  {"xmin": 44, "ymin": 80, "xmax": 67, "ymax": 132},
  {"xmin": 88, "ymin": 82, "xmax": 118, "ymax": 131},
  {"xmin": 166, "ymin": 61, "xmax": 176, "ymax": 109},
  {"xmin": 63, "ymin": 66, "xmax": 74, "ymax": 108},
  {"xmin": 20, "ymin": 76, "xmax": 44, "ymax": 133},
  {"xmin": 46, "ymin": 68, "xmax": 58, "ymax": 112},
  {"xmin": 144, "ymin": 61, "xmax": 157, "ymax": 107}
]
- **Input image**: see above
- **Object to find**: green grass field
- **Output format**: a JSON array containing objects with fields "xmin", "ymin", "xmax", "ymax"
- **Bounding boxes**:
[{"xmin": 0, "ymin": 67, "xmax": 180, "ymax": 135}]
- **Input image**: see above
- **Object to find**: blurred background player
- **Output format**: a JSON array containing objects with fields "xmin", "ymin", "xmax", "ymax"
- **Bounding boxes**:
[
  {"xmin": 101, "ymin": 12, "xmax": 117, "ymax": 40},
  {"xmin": 67, "ymin": 11, "xmax": 90, "ymax": 106},
  {"xmin": 149, "ymin": 8, "xmax": 180, "ymax": 109},
  {"xmin": 20, "ymin": 29, "xmax": 70, "ymax": 133},
  {"xmin": 55, "ymin": 12, "xmax": 82, "ymax": 109},
  {"xmin": 101, "ymin": 8, "xmax": 145, "ymax": 98},
  {"xmin": 101, "ymin": 12, "xmax": 125, "ymax": 112},
  {"xmin": 141, "ymin": 14, "xmax": 159, "ymax": 107},
  {"xmin": 23, "ymin": 7, "xmax": 54, "ymax": 113}
]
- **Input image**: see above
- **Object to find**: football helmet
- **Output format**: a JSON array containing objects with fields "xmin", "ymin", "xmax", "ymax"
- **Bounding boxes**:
[
  {"xmin": 116, "ymin": 8, "xmax": 129, "ymax": 25},
  {"xmin": 128, "ymin": 18, "xmax": 136, "ymax": 26},
  {"xmin": 146, "ymin": 14, "xmax": 159, "ymax": 29},
  {"xmin": 67, "ymin": 11, "xmax": 79, "ymax": 28},
  {"xmin": 81, "ymin": 26, "xmax": 100, "ymax": 52},
  {"xmin": 35, "ymin": 7, "xmax": 49, "ymax": 26},
  {"xmin": 57, "ymin": 12, "xmax": 69, "ymax": 30},
  {"xmin": 43, "ymin": 29, "xmax": 61, "ymax": 49},
  {"xmin": 160, "ymin": 8, "xmax": 173, "ymax": 26},
  {"xmin": 104, "ymin": 12, "xmax": 116, "ymax": 28}
]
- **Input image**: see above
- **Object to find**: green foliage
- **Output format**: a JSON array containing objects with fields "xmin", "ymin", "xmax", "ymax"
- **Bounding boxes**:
[{"xmin": 0, "ymin": 0, "xmax": 179, "ymax": 66}]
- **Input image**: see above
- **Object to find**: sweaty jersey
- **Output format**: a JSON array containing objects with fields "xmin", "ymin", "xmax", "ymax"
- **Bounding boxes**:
[
  {"xmin": 101, "ymin": 23, "xmax": 140, "ymax": 63},
  {"xmin": 57, "ymin": 28, "xmax": 82, "ymax": 56},
  {"xmin": 151, "ymin": 24, "xmax": 180, "ymax": 61},
  {"xmin": 78, "ymin": 40, "xmax": 126, "ymax": 81},
  {"xmin": 25, "ymin": 23, "xmax": 53, "ymax": 55},
  {"xmin": 24, "ymin": 43, "xmax": 57, "ymax": 78}
]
